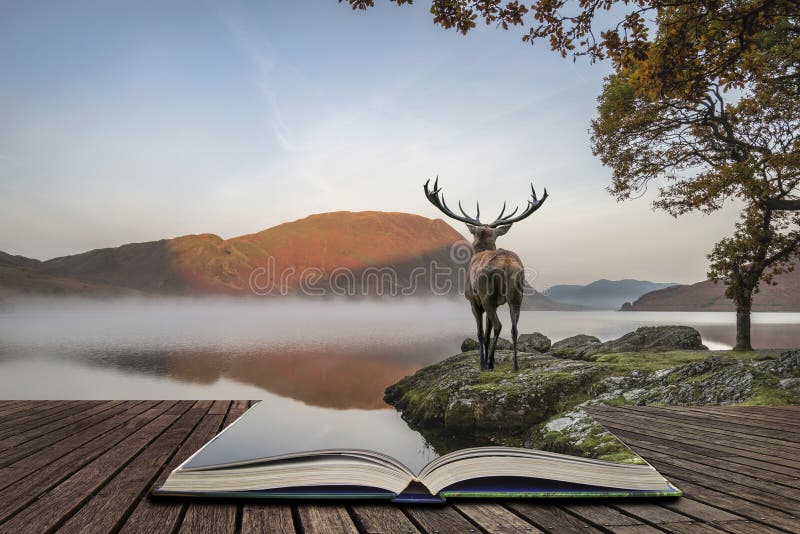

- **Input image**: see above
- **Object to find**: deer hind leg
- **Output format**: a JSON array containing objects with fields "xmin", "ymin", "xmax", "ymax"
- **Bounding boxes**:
[
  {"xmin": 509, "ymin": 270, "xmax": 524, "ymax": 371},
  {"xmin": 483, "ymin": 315, "xmax": 492, "ymax": 366},
  {"xmin": 471, "ymin": 302, "xmax": 486, "ymax": 370},
  {"xmin": 484, "ymin": 301, "xmax": 502, "ymax": 371},
  {"xmin": 509, "ymin": 301, "xmax": 521, "ymax": 371}
]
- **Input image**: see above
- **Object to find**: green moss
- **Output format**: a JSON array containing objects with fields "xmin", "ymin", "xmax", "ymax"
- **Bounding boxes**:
[
  {"xmin": 743, "ymin": 376, "xmax": 799, "ymax": 405},
  {"xmin": 530, "ymin": 419, "xmax": 646, "ymax": 465},
  {"xmin": 385, "ymin": 347, "xmax": 798, "ymax": 458}
]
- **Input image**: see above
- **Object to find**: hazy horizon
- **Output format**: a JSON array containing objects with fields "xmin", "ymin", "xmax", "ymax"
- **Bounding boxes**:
[{"xmin": 0, "ymin": 1, "xmax": 742, "ymax": 287}]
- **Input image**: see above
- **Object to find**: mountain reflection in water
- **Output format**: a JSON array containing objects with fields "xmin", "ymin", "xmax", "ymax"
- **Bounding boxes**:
[
  {"xmin": 1, "ymin": 298, "xmax": 799, "ymax": 404},
  {"xmin": 78, "ymin": 344, "xmax": 437, "ymax": 409}
]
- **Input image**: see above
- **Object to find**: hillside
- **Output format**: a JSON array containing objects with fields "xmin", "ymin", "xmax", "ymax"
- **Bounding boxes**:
[
  {"xmin": 1, "ymin": 211, "xmax": 576, "ymax": 308},
  {"xmin": 0, "ymin": 256, "xmax": 143, "ymax": 299},
  {"xmin": 545, "ymin": 279, "xmax": 676, "ymax": 310},
  {"xmin": 22, "ymin": 212, "xmax": 463, "ymax": 296},
  {"xmin": 624, "ymin": 266, "xmax": 800, "ymax": 312}
]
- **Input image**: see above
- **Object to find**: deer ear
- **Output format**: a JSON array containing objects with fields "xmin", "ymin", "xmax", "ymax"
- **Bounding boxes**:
[
  {"xmin": 465, "ymin": 223, "xmax": 479, "ymax": 235},
  {"xmin": 494, "ymin": 224, "xmax": 512, "ymax": 236}
]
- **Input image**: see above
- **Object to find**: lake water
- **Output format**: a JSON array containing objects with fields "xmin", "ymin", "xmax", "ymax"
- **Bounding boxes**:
[
  {"xmin": 2, "ymin": 297, "xmax": 799, "ymax": 402},
  {"xmin": 2, "ymin": 297, "xmax": 799, "ymax": 459}
]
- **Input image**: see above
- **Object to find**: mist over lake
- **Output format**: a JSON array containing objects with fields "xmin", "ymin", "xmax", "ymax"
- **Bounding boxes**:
[{"xmin": 2, "ymin": 297, "xmax": 799, "ymax": 401}]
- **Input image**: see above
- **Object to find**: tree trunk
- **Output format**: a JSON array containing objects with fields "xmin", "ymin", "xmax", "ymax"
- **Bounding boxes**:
[{"xmin": 734, "ymin": 290, "xmax": 753, "ymax": 351}]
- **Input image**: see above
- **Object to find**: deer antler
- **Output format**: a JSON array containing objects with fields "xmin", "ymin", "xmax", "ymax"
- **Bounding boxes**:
[
  {"xmin": 486, "ymin": 183, "xmax": 548, "ymax": 227},
  {"xmin": 423, "ymin": 177, "xmax": 482, "ymax": 226},
  {"xmin": 423, "ymin": 177, "xmax": 548, "ymax": 227}
]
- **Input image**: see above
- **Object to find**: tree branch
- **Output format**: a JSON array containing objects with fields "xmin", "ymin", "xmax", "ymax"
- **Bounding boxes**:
[{"xmin": 765, "ymin": 198, "xmax": 800, "ymax": 210}]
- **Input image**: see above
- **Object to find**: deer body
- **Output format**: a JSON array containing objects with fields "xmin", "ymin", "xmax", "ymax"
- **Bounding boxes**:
[
  {"xmin": 467, "ymin": 247, "xmax": 525, "ymax": 370},
  {"xmin": 424, "ymin": 178, "xmax": 548, "ymax": 371}
]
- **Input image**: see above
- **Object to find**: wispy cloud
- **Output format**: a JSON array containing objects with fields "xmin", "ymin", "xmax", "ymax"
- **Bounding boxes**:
[{"xmin": 222, "ymin": 7, "xmax": 296, "ymax": 152}]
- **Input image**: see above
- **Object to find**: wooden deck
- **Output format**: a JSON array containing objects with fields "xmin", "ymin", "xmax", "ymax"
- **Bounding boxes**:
[{"xmin": 0, "ymin": 402, "xmax": 797, "ymax": 534}]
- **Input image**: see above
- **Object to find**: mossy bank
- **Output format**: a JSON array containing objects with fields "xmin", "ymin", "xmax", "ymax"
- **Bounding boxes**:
[{"xmin": 384, "ymin": 326, "xmax": 800, "ymax": 459}]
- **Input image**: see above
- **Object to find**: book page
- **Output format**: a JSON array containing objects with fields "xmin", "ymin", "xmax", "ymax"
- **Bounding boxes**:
[{"xmin": 182, "ymin": 399, "xmax": 437, "ymax": 474}]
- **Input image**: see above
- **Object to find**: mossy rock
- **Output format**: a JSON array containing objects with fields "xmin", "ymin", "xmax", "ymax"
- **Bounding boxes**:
[
  {"xmin": 385, "ymin": 340, "xmax": 799, "ymax": 458},
  {"xmin": 385, "ymin": 350, "xmax": 602, "ymax": 432}
]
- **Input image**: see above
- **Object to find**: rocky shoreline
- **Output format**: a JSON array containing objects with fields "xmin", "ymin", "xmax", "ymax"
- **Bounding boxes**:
[{"xmin": 384, "ymin": 326, "xmax": 799, "ymax": 459}]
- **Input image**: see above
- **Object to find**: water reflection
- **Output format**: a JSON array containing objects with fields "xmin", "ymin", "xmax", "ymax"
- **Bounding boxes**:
[
  {"xmin": 77, "ymin": 344, "xmax": 442, "ymax": 409},
  {"xmin": 1, "ymin": 298, "xmax": 799, "ymax": 403}
]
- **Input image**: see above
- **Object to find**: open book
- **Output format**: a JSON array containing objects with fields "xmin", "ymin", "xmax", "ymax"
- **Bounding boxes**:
[{"xmin": 154, "ymin": 402, "xmax": 681, "ymax": 503}]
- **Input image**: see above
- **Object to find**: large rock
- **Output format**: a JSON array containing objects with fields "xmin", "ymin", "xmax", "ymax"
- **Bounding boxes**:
[
  {"xmin": 459, "ymin": 337, "xmax": 521, "ymax": 352},
  {"xmin": 551, "ymin": 335, "xmax": 602, "ymax": 360},
  {"xmin": 593, "ymin": 326, "xmax": 707, "ymax": 354},
  {"xmin": 518, "ymin": 332, "xmax": 551, "ymax": 353},
  {"xmin": 384, "ymin": 351, "xmax": 600, "ymax": 432},
  {"xmin": 755, "ymin": 349, "xmax": 800, "ymax": 377},
  {"xmin": 385, "ymin": 341, "xmax": 800, "ymax": 455},
  {"xmin": 460, "ymin": 338, "xmax": 480, "ymax": 352}
]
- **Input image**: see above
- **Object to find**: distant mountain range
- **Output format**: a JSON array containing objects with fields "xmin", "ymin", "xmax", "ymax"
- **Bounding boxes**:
[
  {"xmin": 544, "ymin": 279, "xmax": 677, "ymax": 310},
  {"xmin": 0, "ymin": 211, "xmax": 575, "ymax": 310},
  {"xmin": 623, "ymin": 266, "xmax": 800, "ymax": 312}
]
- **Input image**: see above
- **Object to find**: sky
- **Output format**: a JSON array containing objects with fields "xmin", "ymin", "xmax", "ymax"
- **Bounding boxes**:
[{"xmin": 0, "ymin": 0, "xmax": 742, "ymax": 287}]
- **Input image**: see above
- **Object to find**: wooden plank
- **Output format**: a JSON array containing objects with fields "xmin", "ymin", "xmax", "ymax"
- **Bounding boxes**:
[
  {"xmin": 58, "ymin": 401, "xmax": 208, "ymax": 533},
  {"xmin": 241, "ymin": 504, "xmax": 295, "ymax": 534},
  {"xmin": 0, "ymin": 400, "xmax": 130, "ymax": 464},
  {"xmin": 0, "ymin": 400, "xmax": 76, "ymax": 425},
  {"xmin": 507, "ymin": 502, "xmax": 604, "ymax": 533},
  {"xmin": 0, "ymin": 401, "xmax": 185, "ymax": 532},
  {"xmin": 5, "ymin": 402, "xmax": 800, "ymax": 534},
  {"xmin": 562, "ymin": 503, "xmax": 645, "ymax": 527},
  {"xmin": 454, "ymin": 502, "xmax": 543, "ymax": 532},
  {"xmin": 601, "ymin": 526, "xmax": 667, "ymax": 534},
  {"xmin": 647, "ymin": 459, "xmax": 800, "ymax": 516},
  {"xmin": 650, "ymin": 523, "xmax": 729, "ymax": 534},
  {"xmin": 0, "ymin": 400, "xmax": 123, "ymax": 445},
  {"xmin": 593, "ymin": 426, "xmax": 800, "ymax": 487},
  {"xmin": 178, "ymin": 401, "xmax": 242, "ymax": 533},
  {"xmin": 719, "ymin": 405, "xmax": 800, "ymax": 415},
  {"xmin": 655, "ymin": 476, "xmax": 800, "ymax": 532},
  {"xmin": 0, "ymin": 401, "xmax": 89, "ymax": 435},
  {"xmin": 179, "ymin": 502, "xmax": 236, "ymax": 534},
  {"xmin": 603, "ymin": 428, "xmax": 800, "ymax": 504},
  {"xmin": 669, "ymin": 406, "xmax": 800, "ymax": 429},
  {"xmin": 611, "ymin": 502, "xmax": 694, "ymax": 525},
  {"xmin": 589, "ymin": 407, "xmax": 800, "ymax": 461},
  {"xmin": 350, "ymin": 503, "xmax": 420, "ymax": 534},
  {"xmin": 659, "ymin": 498, "xmax": 743, "ymax": 523},
  {"xmin": 716, "ymin": 520, "xmax": 788, "ymax": 534},
  {"xmin": 297, "ymin": 505, "xmax": 358, "ymax": 534},
  {"xmin": 716, "ymin": 453, "xmax": 800, "ymax": 478},
  {"xmin": 404, "ymin": 505, "xmax": 480, "ymax": 533},
  {"xmin": 637, "ymin": 410, "xmax": 800, "ymax": 450},
  {"xmin": 599, "ymin": 422, "xmax": 800, "ymax": 478},
  {"xmin": 119, "ymin": 405, "xmax": 226, "ymax": 534},
  {"xmin": 208, "ymin": 399, "xmax": 231, "ymax": 415},
  {"xmin": 0, "ymin": 401, "xmax": 167, "ymax": 524},
  {"xmin": 589, "ymin": 411, "xmax": 800, "ymax": 469},
  {"xmin": 664, "ymin": 407, "xmax": 800, "ymax": 441},
  {"xmin": 686, "ymin": 404, "xmax": 800, "ymax": 417},
  {"xmin": 598, "ymin": 424, "xmax": 800, "ymax": 488},
  {"xmin": 0, "ymin": 400, "xmax": 148, "ymax": 491},
  {"xmin": 0, "ymin": 401, "xmax": 39, "ymax": 419},
  {"xmin": 621, "ymin": 406, "xmax": 800, "ymax": 443}
]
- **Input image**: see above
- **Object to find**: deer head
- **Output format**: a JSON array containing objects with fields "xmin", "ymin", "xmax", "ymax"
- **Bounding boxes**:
[{"xmin": 423, "ymin": 177, "xmax": 548, "ymax": 252}]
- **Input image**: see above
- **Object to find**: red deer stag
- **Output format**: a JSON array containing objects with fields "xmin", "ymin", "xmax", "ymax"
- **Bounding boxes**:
[{"xmin": 424, "ymin": 178, "xmax": 548, "ymax": 371}]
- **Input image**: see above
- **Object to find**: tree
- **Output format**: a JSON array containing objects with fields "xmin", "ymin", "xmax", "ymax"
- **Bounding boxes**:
[
  {"xmin": 342, "ymin": 1, "xmax": 800, "ymax": 348},
  {"xmin": 589, "ymin": 29, "xmax": 799, "ymax": 349},
  {"xmin": 708, "ymin": 205, "xmax": 800, "ymax": 350},
  {"xmin": 341, "ymin": 0, "xmax": 800, "ymax": 98}
]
